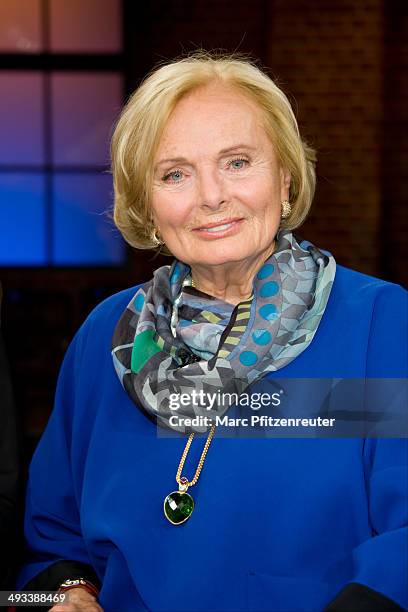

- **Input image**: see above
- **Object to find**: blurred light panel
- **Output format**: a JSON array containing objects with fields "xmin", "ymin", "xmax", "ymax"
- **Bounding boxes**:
[
  {"xmin": 49, "ymin": 0, "xmax": 122, "ymax": 53},
  {"xmin": 0, "ymin": 173, "xmax": 46, "ymax": 265},
  {"xmin": 0, "ymin": 0, "xmax": 42, "ymax": 53},
  {"xmin": 52, "ymin": 172, "xmax": 125, "ymax": 265},
  {"xmin": 0, "ymin": 72, "xmax": 44, "ymax": 165},
  {"xmin": 52, "ymin": 72, "xmax": 122, "ymax": 166}
]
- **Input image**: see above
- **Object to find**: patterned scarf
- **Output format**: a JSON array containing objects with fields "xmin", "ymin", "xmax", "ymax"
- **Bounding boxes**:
[{"xmin": 112, "ymin": 231, "xmax": 336, "ymax": 432}]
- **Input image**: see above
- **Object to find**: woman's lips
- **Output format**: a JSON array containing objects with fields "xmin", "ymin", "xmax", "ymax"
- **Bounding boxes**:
[{"xmin": 192, "ymin": 218, "xmax": 245, "ymax": 238}]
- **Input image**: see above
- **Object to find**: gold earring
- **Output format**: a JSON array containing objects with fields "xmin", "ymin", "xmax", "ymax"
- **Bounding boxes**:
[
  {"xmin": 281, "ymin": 200, "xmax": 292, "ymax": 219},
  {"xmin": 151, "ymin": 227, "xmax": 164, "ymax": 246}
]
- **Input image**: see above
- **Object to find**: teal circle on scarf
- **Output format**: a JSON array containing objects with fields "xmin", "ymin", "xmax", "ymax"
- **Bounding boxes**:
[
  {"xmin": 239, "ymin": 351, "xmax": 258, "ymax": 366},
  {"xmin": 259, "ymin": 281, "xmax": 279, "ymax": 297},
  {"xmin": 259, "ymin": 304, "xmax": 279, "ymax": 321},
  {"xmin": 257, "ymin": 263, "xmax": 275, "ymax": 279},
  {"xmin": 252, "ymin": 329, "xmax": 272, "ymax": 345}
]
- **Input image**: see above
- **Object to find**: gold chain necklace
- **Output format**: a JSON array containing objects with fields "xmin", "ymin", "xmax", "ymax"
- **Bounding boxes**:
[{"xmin": 164, "ymin": 424, "xmax": 216, "ymax": 525}]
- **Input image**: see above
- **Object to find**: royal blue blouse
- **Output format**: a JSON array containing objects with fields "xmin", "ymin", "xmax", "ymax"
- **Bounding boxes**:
[{"xmin": 17, "ymin": 265, "xmax": 408, "ymax": 611}]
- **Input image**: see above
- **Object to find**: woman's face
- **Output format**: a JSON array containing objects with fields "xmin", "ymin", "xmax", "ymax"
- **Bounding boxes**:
[{"xmin": 151, "ymin": 84, "xmax": 290, "ymax": 270}]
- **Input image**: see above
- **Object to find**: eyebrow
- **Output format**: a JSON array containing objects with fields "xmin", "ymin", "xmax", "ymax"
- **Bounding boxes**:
[{"xmin": 154, "ymin": 144, "xmax": 257, "ymax": 169}]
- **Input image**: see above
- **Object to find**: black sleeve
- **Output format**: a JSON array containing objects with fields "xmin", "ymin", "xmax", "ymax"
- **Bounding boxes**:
[
  {"xmin": 20, "ymin": 559, "xmax": 101, "ymax": 612},
  {"xmin": 22, "ymin": 559, "xmax": 101, "ymax": 592},
  {"xmin": 0, "ymin": 329, "xmax": 19, "ymax": 590},
  {"xmin": 324, "ymin": 582, "xmax": 406, "ymax": 611}
]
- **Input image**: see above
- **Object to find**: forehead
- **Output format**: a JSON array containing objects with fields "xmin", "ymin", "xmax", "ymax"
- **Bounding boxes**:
[{"xmin": 156, "ymin": 84, "xmax": 270, "ymax": 156}]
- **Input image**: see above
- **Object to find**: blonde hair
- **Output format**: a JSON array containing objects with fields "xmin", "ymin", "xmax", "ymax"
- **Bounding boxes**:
[{"xmin": 110, "ymin": 51, "xmax": 316, "ymax": 252}]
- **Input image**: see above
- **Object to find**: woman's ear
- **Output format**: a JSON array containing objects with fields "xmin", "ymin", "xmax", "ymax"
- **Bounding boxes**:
[{"xmin": 280, "ymin": 167, "xmax": 291, "ymax": 200}]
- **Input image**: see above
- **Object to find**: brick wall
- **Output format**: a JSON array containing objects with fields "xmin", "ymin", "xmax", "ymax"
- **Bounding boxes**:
[
  {"xmin": 382, "ymin": 1, "xmax": 407, "ymax": 285},
  {"xmin": 265, "ymin": 0, "xmax": 385, "ymax": 276}
]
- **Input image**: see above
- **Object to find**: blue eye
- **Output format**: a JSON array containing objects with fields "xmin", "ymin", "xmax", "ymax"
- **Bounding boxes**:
[
  {"xmin": 229, "ymin": 158, "xmax": 248, "ymax": 170},
  {"xmin": 163, "ymin": 169, "xmax": 184, "ymax": 183}
]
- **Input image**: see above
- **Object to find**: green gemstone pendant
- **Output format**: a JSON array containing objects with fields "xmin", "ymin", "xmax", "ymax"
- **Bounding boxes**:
[{"xmin": 164, "ymin": 490, "xmax": 194, "ymax": 525}]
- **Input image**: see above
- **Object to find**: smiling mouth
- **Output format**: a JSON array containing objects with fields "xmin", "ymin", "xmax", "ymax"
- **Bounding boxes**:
[
  {"xmin": 199, "ymin": 222, "xmax": 235, "ymax": 233},
  {"xmin": 194, "ymin": 218, "xmax": 244, "ymax": 233}
]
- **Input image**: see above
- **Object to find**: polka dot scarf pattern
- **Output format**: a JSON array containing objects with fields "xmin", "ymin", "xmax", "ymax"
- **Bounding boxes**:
[{"xmin": 111, "ymin": 231, "xmax": 336, "ymax": 432}]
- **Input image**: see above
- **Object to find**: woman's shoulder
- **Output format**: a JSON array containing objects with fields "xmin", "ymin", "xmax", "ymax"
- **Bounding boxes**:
[
  {"xmin": 331, "ymin": 266, "xmax": 407, "ymax": 371},
  {"xmin": 72, "ymin": 283, "xmax": 143, "ymax": 352},
  {"xmin": 333, "ymin": 264, "xmax": 407, "ymax": 304},
  {"xmin": 324, "ymin": 263, "xmax": 406, "ymax": 331},
  {"xmin": 319, "ymin": 265, "xmax": 406, "ymax": 376},
  {"xmin": 85, "ymin": 283, "xmax": 142, "ymax": 325}
]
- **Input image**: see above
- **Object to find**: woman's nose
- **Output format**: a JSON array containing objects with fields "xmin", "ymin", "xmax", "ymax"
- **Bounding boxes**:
[{"xmin": 197, "ymin": 166, "xmax": 226, "ymax": 209}]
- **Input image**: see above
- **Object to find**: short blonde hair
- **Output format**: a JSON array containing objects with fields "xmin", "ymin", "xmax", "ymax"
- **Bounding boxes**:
[{"xmin": 110, "ymin": 51, "xmax": 316, "ymax": 252}]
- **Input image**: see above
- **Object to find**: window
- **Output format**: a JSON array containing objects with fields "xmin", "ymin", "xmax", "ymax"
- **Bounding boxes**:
[{"xmin": 0, "ymin": 0, "xmax": 125, "ymax": 266}]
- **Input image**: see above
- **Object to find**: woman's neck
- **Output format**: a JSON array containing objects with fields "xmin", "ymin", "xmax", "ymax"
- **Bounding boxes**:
[
  {"xmin": 192, "ymin": 277, "xmax": 253, "ymax": 306},
  {"xmin": 190, "ymin": 243, "xmax": 275, "ymax": 306}
]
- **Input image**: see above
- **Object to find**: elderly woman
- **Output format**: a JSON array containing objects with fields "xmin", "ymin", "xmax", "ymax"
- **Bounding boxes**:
[{"xmin": 17, "ymin": 54, "xmax": 407, "ymax": 612}]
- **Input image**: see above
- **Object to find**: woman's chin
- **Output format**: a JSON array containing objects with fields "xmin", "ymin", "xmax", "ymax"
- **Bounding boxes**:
[{"xmin": 186, "ymin": 250, "xmax": 254, "ymax": 268}]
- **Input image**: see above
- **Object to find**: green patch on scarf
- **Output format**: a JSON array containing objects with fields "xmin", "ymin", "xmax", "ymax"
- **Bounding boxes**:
[{"xmin": 131, "ymin": 329, "xmax": 162, "ymax": 374}]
